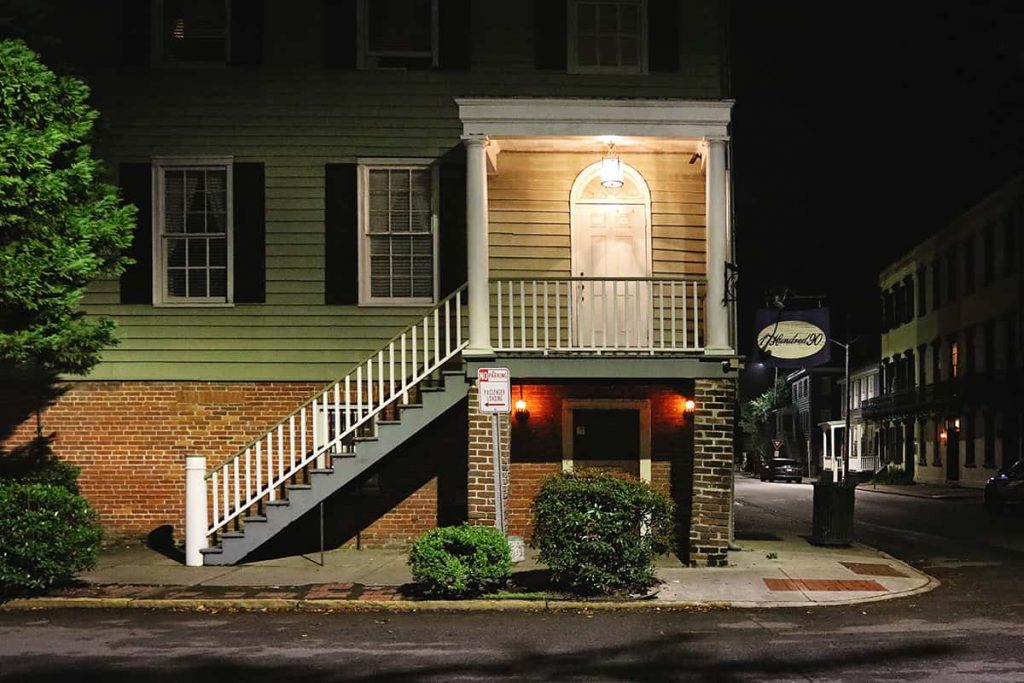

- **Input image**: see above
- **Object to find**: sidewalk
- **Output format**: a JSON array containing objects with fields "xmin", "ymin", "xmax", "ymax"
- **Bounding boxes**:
[
  {"xmin": 856, "ymin": 482, "xmax": 985, "ymax": 500},
  {"xmin": 1, "ymin": 534, "xmax": 937, "ymax": 612}
]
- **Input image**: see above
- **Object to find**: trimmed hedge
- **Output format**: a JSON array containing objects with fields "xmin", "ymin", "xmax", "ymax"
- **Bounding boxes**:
[
  {"xmin": 408, "ymin": 524, "xmax": 512, "ymax": 598},
  {"xmin": 531, "ymin": 471, "xmax": 675, "ymax": 596},
  {"xmin": 0, "ymin": 483, "xmax": 102, "ymax": 596}
]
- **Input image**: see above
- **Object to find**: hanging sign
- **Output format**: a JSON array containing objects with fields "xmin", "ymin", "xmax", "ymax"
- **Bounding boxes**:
[
  {"xmin": 477, "ymin": 367, "xmax": 511, "ymax": 414},
  {"xmin": 754, "ymin": 308, "xmax": 831, "ymax": 368},
  {"xmin": 772, "ymin": 438, "xmax": 783, "ymax": 451}
]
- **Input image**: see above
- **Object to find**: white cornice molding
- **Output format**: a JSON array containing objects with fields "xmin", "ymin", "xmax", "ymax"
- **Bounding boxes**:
[{"xmin": 455, "ymin": 98, "xmax": 733, "ymax": 140}]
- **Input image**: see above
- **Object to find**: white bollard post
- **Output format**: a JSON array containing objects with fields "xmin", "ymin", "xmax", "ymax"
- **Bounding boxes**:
[{"xmin": 185, "ymin": 455, "xmax": 208, "ymax": 567}]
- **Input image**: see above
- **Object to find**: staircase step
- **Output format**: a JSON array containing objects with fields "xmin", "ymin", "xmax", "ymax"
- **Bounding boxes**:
[
  {"xmin": 377, "ymin": 419, "xmax": 401, "ymax": 425},
  {"xmin": 309, "ymin": 468, "xmax": 334, "ymax": 475},
  {"xmin": 267, "ymin": 499, "xmax": 290, "ymax": 507},
  {"xmin": 221, "ymin": 531, "xmax": 245, "ymax": 539},
  {"xmin": 330, "ymin": 452, "xmax": 356, "ymax": 459},
  {"xmin": 242, "ymin": 515, "xmax": 267, "ymax": 523},
  {"xmin": 353, "ymin": 435, "xmax": 379, "ymax": 442},
  {"xmin": 200, "ymin": 546, "xmax": 223, "ymax": 555},
  {"xmin": 421, "ymin": 386, "xmax": 444, "ymax": 392},
  {"xmin": 287, "ymin": 484, "xmax": 312, "ymax": 491},
  {"xmin": 399, "ymin": 403, "xmax": 423, "ymax": 410}
]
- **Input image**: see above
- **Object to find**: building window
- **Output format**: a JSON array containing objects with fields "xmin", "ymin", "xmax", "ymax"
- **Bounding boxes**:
[
  {"xmin": 945, "ymin": 247, "xmax": 957, "ymax": 303},
  {"xmin": 1007, "ymin": 314, "xmax": 1019, "ymax": 370},
  {"xmin": 569, "ymin": 0, "xmax": 647, "ymax": 74},
  {"xmin": 933, "ymin": 420, "xmax": 942, "ymax": 466},
  {"xmin": 916, "ymin": 266, "xmax": 927, "ymax": 317},
  {"xmin": 963, "ymin": 235, "xmax": 975, "ymax": 295},
  {"xmin": 153, "ymin": 159, "xmax": 232, "ymax": 304},
  {"xmin": 158, "ymin": 0, "xmax": 228, "ymax": 64},
  {"xmin": 950, "ymin": 338, "xmax": 959, "ymax": 378},
  {"xmin": 984, "ymin": 319, "xmax": 996, "ymax": 373},
  {"xmin": 1006, "ymin": 213, "xmax": 1019, "ymax": 275},
  {"xmin": 932, "ymin": 257, "xmax": 942, "ymax": 310},
  {"xmin": 983, "ymin": 222, "xmax": 995, "ymax": 285},
  {"xmin": 964, "ymin": 413, "xmax": 976, "ymax": 466},
  {"xmin": 917, "ymin": 344, "xmax": 928, "ymax": 386},
  {"xmin": 358, "ymin": 164, "xmax": 437, "ymax": 305},
  {"xmin": 359, "ymin": 0, "xmax": 437, "ymax": 69},
  {"xmin": 932, "ymin": 339, "xmax": 941, "ymax": 383},
  {"xmin": 983, "ymin": 413, "xmax": 996, "ymax": 467}
]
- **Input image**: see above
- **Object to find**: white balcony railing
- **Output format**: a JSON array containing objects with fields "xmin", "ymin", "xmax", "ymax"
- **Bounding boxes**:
[{"xmin": 491, "ymin": 277, "xmax": 705, "ymax": 354}]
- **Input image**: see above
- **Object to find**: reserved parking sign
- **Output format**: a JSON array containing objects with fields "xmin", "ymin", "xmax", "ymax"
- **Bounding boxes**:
[{"xmin": 477, "ymin": 367, "xmax": 511, "ymax": 414}]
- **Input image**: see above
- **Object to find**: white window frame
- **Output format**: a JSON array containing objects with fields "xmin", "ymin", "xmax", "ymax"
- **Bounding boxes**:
[
  {"xmin": 356, "ymin": 0, "xmax": 439, "ymax": 69},
  {"xmin": 152, "ymin": 0, "xmax": 231, "ymax": 67},
  {"xmin": 568, "ymin": 0, "xmax": 648, "ymax": 75},
  {"xmin": 151, "ymin": 157, "xmax": 234, "ymax": 307},
  {"xmin": 356, "ymin": 160, "xmax": 439, "ymax": 306}
]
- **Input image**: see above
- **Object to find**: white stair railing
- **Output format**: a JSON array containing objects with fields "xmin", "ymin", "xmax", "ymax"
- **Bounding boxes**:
[
  {"xmin": 205, "ymin": 285, "xmax": 467, "ymax": 538},
  {"xmin": 491, "ymin": 277, "xmax": 705, "ymax": 353}
]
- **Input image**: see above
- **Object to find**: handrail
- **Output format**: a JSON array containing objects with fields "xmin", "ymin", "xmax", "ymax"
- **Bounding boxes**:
[{"xmin": 205, "ymin": 285, "xmax": 467, "ymax": 537}]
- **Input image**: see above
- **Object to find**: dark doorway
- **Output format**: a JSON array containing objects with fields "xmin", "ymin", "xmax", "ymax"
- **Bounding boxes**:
[
  {"xmin": 903, "ymin": 419, "xmax": 915, "ymax": 479},
  {"xmin": 946, "ymin": 422, "xmax": 960, "ymax": 482},
  {"xmin": 572, "ymin": 408, "xmax": 640, "ymax": 478},
  {"xmin": 1004, "ymin": 413, "xmax": 1021, "ymax": 470}
]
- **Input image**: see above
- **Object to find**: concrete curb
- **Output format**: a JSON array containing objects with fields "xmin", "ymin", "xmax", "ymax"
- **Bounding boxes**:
[{"xmin": 856, "ymin": 486, "xmax": 982, "ymax": 500}]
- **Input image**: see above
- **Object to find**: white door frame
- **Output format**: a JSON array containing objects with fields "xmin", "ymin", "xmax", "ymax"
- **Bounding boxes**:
[{"xmin": 561, "ymin": 398, "xmax": 653, "ymax": 483}]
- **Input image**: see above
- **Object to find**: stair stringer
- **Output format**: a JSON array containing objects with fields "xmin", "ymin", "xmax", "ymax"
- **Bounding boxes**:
[{"xmin": 203, "ymin": 371, "xmax": 469, "ymax": 565}]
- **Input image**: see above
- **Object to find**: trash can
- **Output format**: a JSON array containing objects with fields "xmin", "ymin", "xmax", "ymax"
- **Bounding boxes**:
[{"xmin": 810, "ymin": 481, "xmax": 856, "ymax": 546}]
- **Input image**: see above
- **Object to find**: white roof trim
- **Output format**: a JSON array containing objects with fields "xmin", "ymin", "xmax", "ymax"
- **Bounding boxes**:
[{"xmin": 455, "ymin": 98, "xmax": 733, "ymax": 140}]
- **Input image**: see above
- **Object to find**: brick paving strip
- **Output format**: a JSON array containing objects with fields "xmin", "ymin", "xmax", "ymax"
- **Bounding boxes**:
[
  {"xmin": 839, "ymin": 561, "xmax": 909, "ymax": 578},
  {"xmin": 47, "ymin": 583, "xmax": 400, "ymax": 602},
  {"xmin": 763, "ymin": 578, "xmax": 888, "ymax": 592}
]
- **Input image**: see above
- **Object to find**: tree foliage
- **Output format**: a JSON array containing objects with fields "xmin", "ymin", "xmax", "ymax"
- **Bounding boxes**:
[
  {"xmin": 0, "ymin": 39, "xmax": 134, "ymax": 375},
  {"xmin": 740, "ymin": 378, "xmax": 790, "ymax": 455}
]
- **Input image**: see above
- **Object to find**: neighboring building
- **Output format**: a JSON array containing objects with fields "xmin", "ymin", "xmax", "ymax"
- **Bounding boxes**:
[
  {"xmin": 820, "ymin": 364, "xmax": 881, "ymax": 477},
  {"xmin": 0, "ymin": 1, "xmax": 740, "ymax": 565},
  {"xmin": 864, "ymin": 175, "xmax": 1023, "ymax": 486},
  {"xmin": 775, "ymin": 367, "xmax": 842, "ymax": 477}
]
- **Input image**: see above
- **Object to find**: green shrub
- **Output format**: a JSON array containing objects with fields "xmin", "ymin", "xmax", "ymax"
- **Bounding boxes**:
[
  {"xmin": 870, "ymin": 465, "xmax": 915, "ymax": 485},
  {"xmin": 0, "ymin": 482, "xmax": 102, "ymax": 596},
  {"xmin": 531, "ymin": 470, "xmax": 675, "ymax": 596},
  {"xmin": 408, "ymin": 524, "xmax": 513, "ymax": 598}
]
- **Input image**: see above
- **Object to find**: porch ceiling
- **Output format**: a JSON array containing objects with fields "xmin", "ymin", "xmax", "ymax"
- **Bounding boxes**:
[{"xmin": 494, "ymin": 136, "xmax": 700, "ymax": 154}]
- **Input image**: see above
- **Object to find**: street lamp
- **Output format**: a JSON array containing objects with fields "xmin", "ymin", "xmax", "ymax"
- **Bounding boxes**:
[{"xmin": 830, "ymin": 337, "xmax": 856, "ymax": 484}]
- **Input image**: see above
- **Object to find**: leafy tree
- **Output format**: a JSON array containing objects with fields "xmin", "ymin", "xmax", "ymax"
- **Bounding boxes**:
[
  {"xmin": 0, "ymin": 39, "xmax": 133, "ymax": 375},
  {"xmin": 740, "ymin": 378, "xmax": 790, "ymax": 456}
]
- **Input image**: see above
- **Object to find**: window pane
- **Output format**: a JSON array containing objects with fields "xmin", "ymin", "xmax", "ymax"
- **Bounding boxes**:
[
  {"xmin": 187, "ymin": 238, "xmax": 207, "ymax": 267},
  {"xmin": 167, "ymin": 269, "xmax": 187, "ymax": 297},
  {"xmin": 578, "ymin": 36, "xmax": 598, "ymax": 66},
  {"xmin": 368, "ymin": 0, "xmax": 433, "ymax": 54},
  {"xmin": 209, "ymin": 268, "xmax": 227, "ymax": 298},
  {"xmin": 209, "ymin": 238, "xmax": 227, "ymax": 268},
  {"xmin": 163, "ymin": 0, "xmax": 226, "ymax": 63},
  {"xmin": 598, "ymin": 4, "xmax": 618, "ymax": 33},
  {"xmin": 365, "ymin": 168, "xmax": 433, "ymax": 300},
  {"xmin": 167, "ymin": 239, "xmax": 187, "ymax": 268},
  {"xmin": 188, "ymin": 269, "xmax": 208, "ymax": 298}
]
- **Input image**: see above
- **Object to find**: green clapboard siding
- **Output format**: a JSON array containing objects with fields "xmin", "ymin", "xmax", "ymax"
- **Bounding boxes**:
[{"xmin": 71, "ymin": 0, "xmax": 724, "ymax": 381}]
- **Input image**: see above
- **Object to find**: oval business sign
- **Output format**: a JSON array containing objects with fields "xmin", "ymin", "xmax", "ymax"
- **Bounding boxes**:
[{"xmin": 756, "ymin": 320, "xmax": 827, "ymax": 360}]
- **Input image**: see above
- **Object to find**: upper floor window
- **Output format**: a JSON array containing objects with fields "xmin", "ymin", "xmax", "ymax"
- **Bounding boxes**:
[
  {"xmin": 963, "ymin": 235, "xmax": 975, "ymax": 295},
  {"xmin": 159, "ymin": 0, "xmax": 228, "ymax": 64},
  {"xmin": 358, "ymin": 164, "xmax": 437, "ymax": 305},
  {"xmin": 359, "ymin": 0, "xmax": 437, "ymax": 69},
  {"xmin": 950, "ymin": 338, "xmax": 959, "ymax": 378},
  {"xmin": 569, "ymin": 0, "xmax": 647, "ymax": 74},
  {"xmin": 945, "ymin": 247, "xmax": 957, "ymax": 303},
  {"xmin": 932, "ymin": 257, "xmax": 942, "ymax": 310},
  {"xmin": 916, "ymin": 265, "xmax": 927, "ymax": 316},
  {"xmin": 153, "ymin": 158, "xmax": 233, "ymax": 305}
]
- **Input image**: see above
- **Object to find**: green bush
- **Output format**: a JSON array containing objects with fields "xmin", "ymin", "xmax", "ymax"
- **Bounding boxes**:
[
  {"xmin": 0, "ymin": 482, "xmax": 102, "ymax": 596},
  {"xmin": 531, "ymin": 471, "xmax": 675, "ymax": 596},
  {"xmin": 870, "ymin": 465, "xmax": 915, "ymax": 485},
  {"xmin": 408, "ymin": 524, "xmax": 513, "ymax": 598}
]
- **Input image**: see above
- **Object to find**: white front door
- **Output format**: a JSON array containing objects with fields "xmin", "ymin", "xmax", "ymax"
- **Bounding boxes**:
[{"xmin": 571, "ymin": 202, "xmax": 650, "ymax": 347}]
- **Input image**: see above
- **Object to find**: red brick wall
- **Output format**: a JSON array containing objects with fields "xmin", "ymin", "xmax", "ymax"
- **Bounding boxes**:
[
  {"xmin": 0, "ymin": 380, "xmax": 467, "ymax": 548},
  {"xmin": 466, "ymin": 382, "xmax": 511, "ymax": 529},
  {"xmin": 507, "ymin": 381, "xmax": 694, "ymax": 543},
  {"xmin": 689, "ymin": 377, "xmax": 736, "ymax": 567}
]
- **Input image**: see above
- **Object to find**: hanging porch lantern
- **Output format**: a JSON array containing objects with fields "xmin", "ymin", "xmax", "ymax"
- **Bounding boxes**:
[{"xmin": 600, "ymin": 143, "xmax": 624, "ymax": 188}]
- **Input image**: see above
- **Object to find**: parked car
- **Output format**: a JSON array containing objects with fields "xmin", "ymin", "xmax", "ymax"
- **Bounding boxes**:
[
  {"xmin": 984, "ymin": 460, "xmax": 1024, "ymax": 514},
  {"xmin": 760, "ymin": 457, "xmax": 804, "ymax": 483}
]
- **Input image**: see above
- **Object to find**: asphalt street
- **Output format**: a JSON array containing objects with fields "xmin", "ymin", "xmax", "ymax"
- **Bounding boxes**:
[{"xmin": 0, "ymin": 477, "xmax": 1021, "ymax": 682}]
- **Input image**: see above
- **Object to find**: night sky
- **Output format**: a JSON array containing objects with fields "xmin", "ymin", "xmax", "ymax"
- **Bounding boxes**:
[{"xmin": 731, "ymin": 1, "xmax": 1023, "ymax": 370}]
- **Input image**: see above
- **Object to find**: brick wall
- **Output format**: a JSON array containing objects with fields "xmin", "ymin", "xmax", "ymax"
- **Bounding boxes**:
[
  {"xmin": 0, "ymin": 380, "xmax": 468, "ymax": 548},
  {"xmin": 466, "ymin": 382, "xmax": 511, "ymax": 530},
  {"xmin": 507, "ymin": 381, "xmax": 694, "ymax": 545},
  {"xmin": 690, "ymin": 377, "xmax": 736, "ymax": 567}
]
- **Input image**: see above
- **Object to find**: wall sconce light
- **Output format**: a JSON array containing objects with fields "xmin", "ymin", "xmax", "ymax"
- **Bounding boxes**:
[
  {"xmin": 682, "ymin": 398, "xmax": 696, "ymax": 423},
  {"xmin": 953, "ymin": 418, "xmax": 960, "ymax": 433},
  {"xmin": 600, "ymin": 143, "xmax": 624, "ymax": 189},
  {"xmin": 514, "ymin": 386, "xmax": 530, "ymax": 422},
  {"xmin": 939, "ymin": 429, "xmax": 948, "ymax": 445}
]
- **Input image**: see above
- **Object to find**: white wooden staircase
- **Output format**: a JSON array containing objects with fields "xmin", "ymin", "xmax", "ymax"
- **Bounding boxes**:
[{"xmin": 198, "ymin": 286, "xmax": 468, "ymax": 565}]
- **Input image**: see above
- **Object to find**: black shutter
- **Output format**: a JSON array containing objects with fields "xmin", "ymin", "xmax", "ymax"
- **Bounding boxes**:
[
  {"xmin": 230, "ymin": 0, "xmax": 264, "ymax": 66},
  {"xmin": 438, "ymin": 156, "xmax": 467, "ymax": 299},
  {"xmin": 647, "ymin": 0, "xmax": 679, "ymax": 73},
  {"xmin": 324, "ymin": 164, "xmax": 359, "ymax": 305},
  {"xmin": 118, "ymin": 0, "xmax": 151, "ymax": 66},
  {"xmin": 534, "ymin": 0, "xmax": 567, "ymax": 70},
  {"xmin": 324, "ymin": 0, "xmax": 357, "ymax": 68},
  {"xmin": 232, "ymin": 163, "xmax": 266, "ymax": 303},
  {"xmin": 119, "ymin": 163, "xmax": 153, "ymax": 304},
  {"xmin": 438, "ymin": 0, "xmax": 471, "ymax": 70}
]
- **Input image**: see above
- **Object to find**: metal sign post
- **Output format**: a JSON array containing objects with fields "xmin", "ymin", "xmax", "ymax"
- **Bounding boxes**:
[{"xmin": 477, "ymin": 368, "xmax": 511, "ymax": 534}]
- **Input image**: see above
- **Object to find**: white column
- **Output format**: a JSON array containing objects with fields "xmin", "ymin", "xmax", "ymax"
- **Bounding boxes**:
[
  {"xmin": 704, "ymin": 137, "xmax": 732, "ymax": 355},
  {"xmin": 464, "ymin": 134, "xmax": 493, "ymax": 357},
  {"xmin": 185, "ymin": 455, "xmax": 208, "ymax": 567}
]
